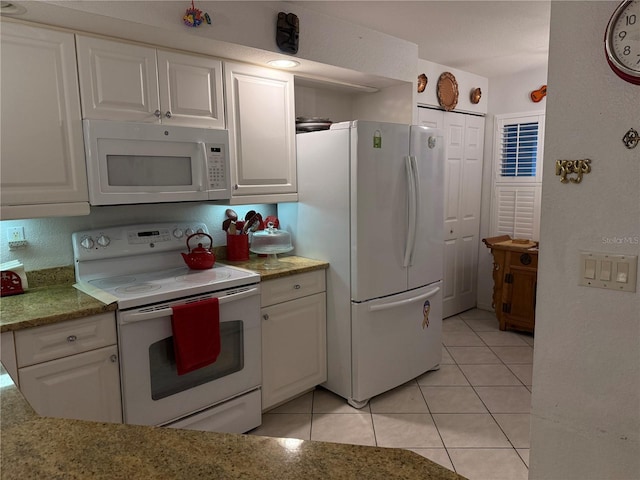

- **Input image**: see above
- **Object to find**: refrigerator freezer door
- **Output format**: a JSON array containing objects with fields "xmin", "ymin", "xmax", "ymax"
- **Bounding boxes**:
[
  {"xmin": 408, "ymin": 126, "xmax": 445, "ymax": 290},
  {"xmin": 350, "ymin": 282, "xmax": 442, "ymax": 406},
  {"xmin": 351, "ymin": 121, "xmax": 411, "ymax": 302}
]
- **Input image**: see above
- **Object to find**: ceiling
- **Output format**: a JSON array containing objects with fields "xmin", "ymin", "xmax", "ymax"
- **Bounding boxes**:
[{"xmin": 288, "ymin": 1, "xmax": 551, "ymax": 78}]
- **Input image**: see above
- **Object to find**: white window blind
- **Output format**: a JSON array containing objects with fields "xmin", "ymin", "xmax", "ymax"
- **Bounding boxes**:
[
  {"xmin": 491, "ymin": 113, "xmax": 545, "ymax": 241},
  {"xmin": 494, "ymin": 185, "xmax": 541, "ymax": 239},
  {"xmin": 499, "ymin": 122, "xmax": 539, "ymax": 178}
]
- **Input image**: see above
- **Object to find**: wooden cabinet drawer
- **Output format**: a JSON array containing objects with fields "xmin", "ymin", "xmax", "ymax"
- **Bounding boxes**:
[
  {"xmin": 509, "ymin": 251, "xmax": 538, "ymax": 269},
  {"xmin": 261, "ymin": 270, "xmax": 326, "ymax": 307},
  {"xmin": 15, "ymin": 313, "xmax": 116, "ymax": 367}
]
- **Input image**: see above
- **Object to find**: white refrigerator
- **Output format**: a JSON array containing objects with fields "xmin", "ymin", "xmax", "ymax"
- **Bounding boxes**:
[{"xmin": 279, "ymin": 120, "xmax": 444, "ymax": 408}]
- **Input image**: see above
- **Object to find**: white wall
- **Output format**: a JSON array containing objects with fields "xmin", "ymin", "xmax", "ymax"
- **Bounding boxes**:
[
  {"xmin": 529, "ymin": 2, "xmax": 640, "ymax": 479},
  {"xmin": 16, "ymin": 1, "xmax": 417, "ymax": 87},
  {"xmin": 0, "ymin": 203, "xmax": 276, "ymax": 272},
  {"xmin": 416, "ymin": 58, "xmax": 489, "ymax": 116},
  {"xmin": 476, "ymin": 65, "xmax": 548, "ymax": 310}
]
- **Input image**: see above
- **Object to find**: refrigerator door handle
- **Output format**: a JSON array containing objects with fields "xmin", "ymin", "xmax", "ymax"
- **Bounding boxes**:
[
  {"xmin": 403, "ymin": 155, "xmax": 417, "ymax": 268},
  {"xmin": 368, "ymin": 286, "xmax": 441, "ymax": 312},
  {"xmin": 409, "ymin": 155, "xmax": 420, "ymax": 265}
]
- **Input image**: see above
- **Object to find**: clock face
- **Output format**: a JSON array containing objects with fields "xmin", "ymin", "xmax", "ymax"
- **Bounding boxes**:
[{"xmin": 605, "ymin": 0, "xmax": 640, "ymax": 84}]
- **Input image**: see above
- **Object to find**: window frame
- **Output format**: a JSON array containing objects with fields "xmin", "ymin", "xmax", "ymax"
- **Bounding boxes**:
[{"xmin": 490, "ymin": 111, "xmax": 545, "ymax": 240}]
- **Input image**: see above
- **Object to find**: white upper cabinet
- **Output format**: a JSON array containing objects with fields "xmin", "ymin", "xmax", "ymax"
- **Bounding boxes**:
[
  {"xmin": 157, "ymin": 51, "xmax": 224, "ymax": 128},
  {"xmin": 0, "ymin": 21, "xmax": 89, "ymax": 219},
  {"xmin": 76, "ymin": 36, "xmax": 224, "ymax": 129},
  {"xmin": 224, "ymin": 61, "xmax": 297, "ymax": 203}
]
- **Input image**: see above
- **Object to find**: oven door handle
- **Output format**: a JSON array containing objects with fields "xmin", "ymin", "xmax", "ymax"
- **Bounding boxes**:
[{"xmin": 119, "ymin": 287, "xmax": 260, "ymax": 325}]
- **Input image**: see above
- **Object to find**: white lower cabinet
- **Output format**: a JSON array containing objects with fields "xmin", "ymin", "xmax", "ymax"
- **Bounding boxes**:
[
  {"xmin": 15, "ymin": 313, "xmax": 122, "ymax": 423},
  {"xmin": 261, "ymin": 271, "xmax": 327, "ymax": 411}
]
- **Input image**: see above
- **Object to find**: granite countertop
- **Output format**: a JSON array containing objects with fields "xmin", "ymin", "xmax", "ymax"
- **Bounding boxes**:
[
  {"xmin": 0, "ymin": 284, "xmax": 117, "ymax": 333},
  {"xmin": 221, "ymin": 254, "xmax": 329, "ymax": 281},
  {"xmin": 0, "ymin": 257, "xmax": 327, "ymax": 333},
  {"xmin": 0, "ymin": 366, "xmax": 465, "ymax": 480}
]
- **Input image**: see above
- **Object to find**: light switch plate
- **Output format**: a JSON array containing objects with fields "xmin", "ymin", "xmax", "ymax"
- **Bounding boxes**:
[{"xmin": 579, "ymin": 252, "xmax": 637, "ymax": 292}]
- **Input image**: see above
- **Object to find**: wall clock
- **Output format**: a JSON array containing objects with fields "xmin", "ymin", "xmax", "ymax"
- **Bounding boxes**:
[{"xmin": 604, "ymin": 0, "xmax": 640, "ymax": 85}]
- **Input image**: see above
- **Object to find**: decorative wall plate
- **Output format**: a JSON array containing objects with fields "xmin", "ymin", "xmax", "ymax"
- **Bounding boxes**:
[
  {"xmin": 417, "ymin": 73, "xmax": 428, "ymax": 93},
  {"xmin": 437, "ymin": 72, "xmax": 458, "ymax": 111},
  {"xmin": 470, "ymin": 87, "xmax": 482, "ymax": 104}
]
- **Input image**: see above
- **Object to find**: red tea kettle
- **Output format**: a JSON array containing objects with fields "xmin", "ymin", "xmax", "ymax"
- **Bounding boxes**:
[{"xmin": 181, "ymin": 233, "xmax": 216, "ymax": 270}]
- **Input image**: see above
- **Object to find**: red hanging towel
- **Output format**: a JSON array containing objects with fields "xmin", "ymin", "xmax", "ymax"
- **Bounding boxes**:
[{"xmin": 171, "ymin": 298, "xmax": 220, "ymax": 375}]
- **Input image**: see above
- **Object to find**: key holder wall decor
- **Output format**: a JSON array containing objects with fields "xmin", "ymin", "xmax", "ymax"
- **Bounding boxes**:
[{"xmin": 555, "ymin": 159, "xmax": 592, "ymax": 184}]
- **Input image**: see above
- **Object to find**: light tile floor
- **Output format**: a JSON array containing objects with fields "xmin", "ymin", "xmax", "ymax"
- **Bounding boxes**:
[{"xmin": 248, "ymin": 308, "xmax": 534, "ymax": 480}]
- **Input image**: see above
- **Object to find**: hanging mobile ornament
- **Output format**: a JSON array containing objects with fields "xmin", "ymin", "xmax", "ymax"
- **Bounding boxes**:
[{"xmin": 183, "ymin": 0, "xmax": 210, "ymax": 28}]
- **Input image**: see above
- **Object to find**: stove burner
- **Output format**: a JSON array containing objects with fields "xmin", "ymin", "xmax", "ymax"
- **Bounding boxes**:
[
  {"xmin": 115, "ymin": 283, "xmax": 163, "ymax": 294},
  {"xmin": 89, "ymin": 275, "xmax": 137, "ymax": 288}
]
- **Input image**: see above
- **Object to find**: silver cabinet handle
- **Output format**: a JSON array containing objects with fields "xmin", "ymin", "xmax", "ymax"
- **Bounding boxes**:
[
  {"xmin": 263, "ymin": 314, "xmax": 269, "ymax": 320},
  {"xmin": 154, "ymin": 109, "xmax": 162, "ymax": 118},
  {"xmin": 110, "ymin": 354, "xmax": 118, "ymax": 363},
  {"xmin": 67, "ymin": 335, "xmax": 77, "ymax": 342},
  {"xmin": 165, "ymin": 111, "xmax": 172, "ymax": 118},
  {"xmin": 294, "ymin": 284, "xmax": 301, "ymax": 290}
]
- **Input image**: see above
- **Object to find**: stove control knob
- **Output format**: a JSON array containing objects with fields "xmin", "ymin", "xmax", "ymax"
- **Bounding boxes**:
[
  {"xmin": 173, "ymin": 228, "xmax": 184, "ymax": 239},
  {"xmin": 96, "ymin": 235, "xmax": 110, "ymax": 247},
  {"xmin": 196, "ymin": 227, "xmax": 204, "ymax": 234},
  {"xmin": 80, "ymin": 236, "xmax": 94, "ymax": 250},
  {"xmin": 185, "ymin": 228, "xmax": 194, "ymax": 236}
]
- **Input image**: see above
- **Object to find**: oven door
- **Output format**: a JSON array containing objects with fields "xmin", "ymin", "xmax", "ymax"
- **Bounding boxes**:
[{"xmin": 117, "ymin": 286, "xmax": 261, "ymax": 426}]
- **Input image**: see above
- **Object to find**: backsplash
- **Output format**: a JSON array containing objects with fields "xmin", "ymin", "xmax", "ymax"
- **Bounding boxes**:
[{"xmin": 0, "ymin": 203, "xmax": 276, "ymax": 271}]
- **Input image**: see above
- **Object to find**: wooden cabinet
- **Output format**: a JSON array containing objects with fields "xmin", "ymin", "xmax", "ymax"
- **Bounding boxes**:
[
  {"xmin": 224, "ymin": 61, "xmax": 297, "ymax": 204},
  {"xmin": 483, "ymin": 236, "xmax": 538, "ymax": 333},
  {"xmin": 418, "ymin": 107, "xmax": 485, "ymax": 318},
  {"xmin": 0, "ymin": 22, "xmax": 89, "ymax": 220},
  {"xmin": 14, "ymin": 313, "xmax": 122, "ymax": 423},
  {"xmin": 261, "ymin": 270, "xmax": 326, "ymax": 411},
  {"xmin": 76, "ymin": 35, "xmax": 224, "ymax": 129}
]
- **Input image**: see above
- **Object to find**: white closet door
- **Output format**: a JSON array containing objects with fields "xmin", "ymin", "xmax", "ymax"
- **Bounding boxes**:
[
  {"xmin": 417, "ymin": 108, "xmax": 485, "ymax": 318},
  {"xmin": 448, "ymin": 114, "xmax": 484, "ymax": 317}
]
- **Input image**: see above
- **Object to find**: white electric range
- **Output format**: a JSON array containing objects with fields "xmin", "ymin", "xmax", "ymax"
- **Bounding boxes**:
[{"xmin": 72, "ymin": 222, "xmax": 262, "ymax": 434}]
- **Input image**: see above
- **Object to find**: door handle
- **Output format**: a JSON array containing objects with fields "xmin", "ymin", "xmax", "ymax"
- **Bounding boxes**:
[
  {"xmin": 368, "ymin": 286, "xmax": 440, "ymax": 312},
  {"xmin": 119, "ymin": 287, "xmax": 260, "ymax": 324}
]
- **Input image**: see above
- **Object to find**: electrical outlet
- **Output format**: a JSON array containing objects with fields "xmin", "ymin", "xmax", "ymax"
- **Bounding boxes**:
[
  {"xmin": 7, "ymin": 226, "xmax": 25, "ymax": 242},
  {"xmin": 6, "ymin": 226, "xmax": 27, "ymax": 249}
]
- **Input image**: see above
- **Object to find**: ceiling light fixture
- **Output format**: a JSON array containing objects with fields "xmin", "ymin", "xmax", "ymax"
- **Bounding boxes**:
[{"xmin": 267, "ymin": 59, "xmax": 300, "ymax": 68}]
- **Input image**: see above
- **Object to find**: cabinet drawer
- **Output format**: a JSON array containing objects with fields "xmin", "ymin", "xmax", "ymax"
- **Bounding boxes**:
[
  {"xmin": 15, "ymin": 312, "xmax": 116, "ymax": 367},
  {"xmin": 261, "ymin": 270, "xmax": 326, "ymax": 307},
  {"xmin": 509, "ymin": 251, "xmax": 538, "ymax": 269}
]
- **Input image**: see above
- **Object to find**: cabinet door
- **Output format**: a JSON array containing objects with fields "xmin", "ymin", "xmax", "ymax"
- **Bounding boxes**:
[
  {"xmin": 0, "ymin": 23, "xmax": 88, "ymax": 213},
  {"xmin": 417, "ymin": 107, "xmax": 444, "ymax": 129},
  {"xmin": 224, "ymin": 61, "xmax": 296, "ymax": 199},
  {"xmin": 442, "ymin": 113, "xmax": 485, "ymax": 318},
  {"xmin": 1, "ymin": 331, "xmax": 18, "ymax": 386},
  {"xmin": 18, "ymin": 345, "xmax": 122, "ymax": 423},
  {"xmin": 157, "ymin": 51, "xmax": 224, "ymax": 129},
  {"xmin": 76, "ymin": 35, "xmax": 160, "ymax": 122},
  {"xmin": 261, "ymin": 292, "xmax": 326, "ymax": 410}
]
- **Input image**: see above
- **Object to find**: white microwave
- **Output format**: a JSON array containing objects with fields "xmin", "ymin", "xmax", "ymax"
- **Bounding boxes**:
[{"xmin": 83, "ymin": 119, "xmax": 231, "ymax": 205}]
